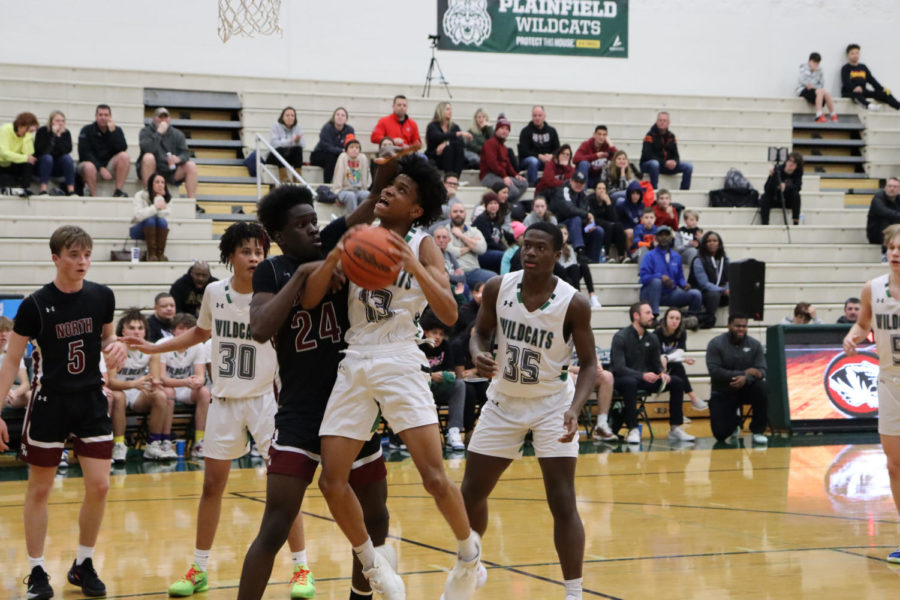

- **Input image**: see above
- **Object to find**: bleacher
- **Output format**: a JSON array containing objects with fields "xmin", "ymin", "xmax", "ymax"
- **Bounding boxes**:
[{"xmin": 2, "ymin": 63, "xmax": 899, "ymax": 425}]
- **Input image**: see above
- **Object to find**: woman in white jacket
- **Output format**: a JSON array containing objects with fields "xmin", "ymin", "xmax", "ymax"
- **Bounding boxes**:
[
  {"xmin": 265, "ymin": 106, "xmax": 303, "ymax": 172},
  {"xmin": 130, "ymin": 173, "xmax": 172, "ymax": 261}
]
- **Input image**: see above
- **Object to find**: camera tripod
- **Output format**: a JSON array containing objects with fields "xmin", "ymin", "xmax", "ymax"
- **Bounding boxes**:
[{"xmin": 423, "ymin": 36, "xmax": 452, "ymax": 98}]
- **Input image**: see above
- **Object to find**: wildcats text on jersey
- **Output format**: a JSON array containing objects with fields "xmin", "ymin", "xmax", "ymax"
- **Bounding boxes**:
[
  {"xmin": 215, "ymin": 318, "xmax": 254, "ymax": 341},
  {"xmin": 876, "ymin": 313, "xmax": 900, "ymax": 330},
  {"xmin": 498, "ymin": 316, "xmax": 555, "ymax": 350},
  {"xmin": 55, "ymin": 318, "xmax": 93, "ymax": 339}
]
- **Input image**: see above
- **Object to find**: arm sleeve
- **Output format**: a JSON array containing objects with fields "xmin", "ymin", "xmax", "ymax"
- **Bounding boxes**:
[
  {"xmin": 649, "ymin": 337, "xmax": 664, "ymax": 373},
  {"xmin": 673, "ymin": 253, "xmax": 687, "ymax": 288},
  {"xmin": 60, "ymin": 130, "xmax": 73, "ymax": 156},
  {"xmin": 610, "ymin": 332, "xmax": 642, "ymax": 379},
  {"xmin": 33, "ymin": 128, "xmax": 49, "ymax": 156},
  {"xmin": 113, "ymin": 127, "xmax": 127, "ymax": 153},
  {"xmin": 408, "ymin": 120, "xmax": 421, "ymax": 145},
  {"xmin": 752, "ymin": 341, "xmax": 767, "ymax": 379},
  {"xmin": 517, "ymin": 127, "xmax": 532, "ymax": 160},
  {"xmin": 866, "ymin": 66, "xmax": 884, "ymax": 93},
  {"xmin": 706, "ymin": 338, "xmax": 742, "ymax": 382},
  {"xmin": 370, "ymin": 117, "xmax": 386, "ymax": 144},
  {"xmin": 12, "ymin": 297, "xmax": 41, "ymax": 339},
  {"xmin": 691, "ymin": 258, "xmax": 723, "ymax": 293},
  {"xmin": 196, "ymin": 286, "xmax": 213, "ymax": 330},
  {"xmin": 173, "ymin": 130, "xmax": 190, "ymax": 163},
  {"xmin": 252, "ymin": 259, "xmax": 279, "ymax": 295},
  {"xmin": 869, "ymin": 194, "xmax": 900, "ymax": 221},
  {"xmin": 467, "ymin": 227, "xmax": 488, "ymax": 255},
  {"xmin": 139, "ymin": 126, "xmax": 159, "ymax": 155},
  {"xmin": 320, "ymin": 216, "xmax": 348, "ymax": 254},
  {"xmin": 318, "ymin": 124, "xmax": 342, "ymax": 155},
  {"xmin": 269, "ymin": 123, "xmax": 291, "ymax": 148},
  {"xmin": 638, "ymin": 253, "xmax": 661, "ymax": 285},
  {"xmin": 480, "ymin": 139, "xmax": 501, "ymax": 176},
  {"xmin": 132, "ymin": 192, "xmax": 156, "ymax": 222},
  {"xmin": 640, "ymin": 134, "xmax": 655, "ymax": 164},
  {"xmin": 78, "ymin": 125, "xmax": 98, "ymax": 166},
  {"xmin": 573, "ymin": 140, "xmax": 592, "ymax": 165},
  {"xmin": 840, "ymin": 64, "xmax": 852, "ymax": 94},
  {"xmin": 671, "ymin": 136, "xmax": 681, "ymax": 163},
  {"xmin": 549, "ymin": 127, "xmax": 560, "ymax": 153}
]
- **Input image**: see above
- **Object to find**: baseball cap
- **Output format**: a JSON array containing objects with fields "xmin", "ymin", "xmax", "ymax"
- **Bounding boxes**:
[
  {"xmin": 572, "ymin": 171, "xmax": 587, "ymax": 184},
  {"xmin": 656, "ymin": 225, "xmax": 673, "ymax": 234},
  {"xmin": 154, "ymin": 107, "xmax": 170, "ymax": 117}
]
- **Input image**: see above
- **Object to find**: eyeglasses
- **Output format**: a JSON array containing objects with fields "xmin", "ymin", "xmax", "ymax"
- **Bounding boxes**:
[{"xmin": 445, "ymin": 181, "xmax": 459, "ymax": 187}]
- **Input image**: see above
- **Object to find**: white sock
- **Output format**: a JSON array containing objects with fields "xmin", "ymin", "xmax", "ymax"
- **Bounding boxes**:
[
  {"xmin": 194, "ymin": 548, "xmax": 210, "ymax": 571},
  {"xmin": 76, "ymin": 544, "xmax": 93, "ymax": 566},
  {"xmin": 353, "ymin": 538, "xmax": 376, "ymax": 570},
  {"xmin": 564, "ymin": 577, "xmax": 583, "ymax": 599},
  {"xmin": 815, "ymin": 110, "xmax": 823, "ymax": 118},
  {"xmin": 597, "ymin": 413, "xmax": 608, "ymax": 428},
  {"xmin": 292, "ymin": 549, "xmax": 308, "ymax": 567},
  {"xmin": 458, "ymin": 530, "xmax": 479, "ymax": 562},
  {"xmin": 28, "ymin": 555, "xmax": 45, "ymax": 570}
]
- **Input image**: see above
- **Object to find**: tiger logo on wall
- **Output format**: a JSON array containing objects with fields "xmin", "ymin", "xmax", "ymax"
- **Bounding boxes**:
[
  {"xmin": 823, "ymin": 351, "xmax": 880, "ymax": 418},
  {"xmin": 443, "ymin": 0, "xmax": 492, "ymax": 46}
]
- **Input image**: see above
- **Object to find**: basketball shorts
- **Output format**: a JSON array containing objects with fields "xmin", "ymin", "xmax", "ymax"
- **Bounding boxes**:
[
  {"xmin": 20, "ymin": 387, "xmax": 113, "ymax": 467},
  {"xmin": 173, "ymin": 386, "xmax": 194, "ymax": 404},
  {"xmin": 798, "ymin": 88, "xmax": 818, "ymax": 104},
  {"xmin": 124, "ymin": 387, "xmax": 143, "ymax": 409},
  {"xmin": 319, "ymin": 343, "xmax": 438, "ymax": 441},
  {"xmin": 269, "ymin": 428, "xmax": 386, "ymax": 486},
  {"xmin": 204, "ymin": 390, "xmax": 277, "ymax": 461},
  {"xmin": 878, "ymin": 375, "xmax": 900, "ymax": 436},
  {"xmin": 468, "ymin": 385, "xmax": 579, "ymax": 460}
]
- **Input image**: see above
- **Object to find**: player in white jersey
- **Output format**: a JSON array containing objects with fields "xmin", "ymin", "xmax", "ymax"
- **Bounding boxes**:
[
  {"xmin": 463, "ymin": 221, "xmax": 597, "ymax": 600},
  {"xmin": 123, "ymin": 223, "xmax": 315, "ymax": 599},
  {"xmin": 843, "ymin": 222, "xmax": 900, "ymax": 563},
  {"xmin": 312, "ymin": 154, "xmax": 481, "ymax": 599}
]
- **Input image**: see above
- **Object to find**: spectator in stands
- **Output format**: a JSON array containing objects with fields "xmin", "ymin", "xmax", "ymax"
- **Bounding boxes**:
[
  {"xmin": 500, "ymin": 221, "xmax": 526, "ymax": 275},
  {"xmin": 841, "ymin": 44, "xmax": 900, "ymax": 111},
  {"xmin": 0, "ymin": 112, "xmax": 38, "ymax": 194},
  {"xmin": 464, "ymin": 108, "xmax": 492, "ymax": 167},
  {"xmin": 138, "ymin": 107, "xmax": 198, "ymax": 198},
  {"xmin": 265, "ymin": 106, "xmax": 304, "ymax": 173},
  {"xmin": 523, "ymin": 196, "xmax": 557, "ymax": 227},
  {"xmin": 866, "ymin": 177, "xmax": 900, "ymax": 246},
  {"xmin": 781, "ymin": 302, "xmax": 823, "ymax": 325},
  {"xmin": 309, "ymin": 107, "xmax": 354, "ymax": 183},
  {"xmin": 675, "ymin": 209, "xmax": 702, "ymax": 269},
  {"xmin": 419, "ymin": 309, "xmax": 467, "ymax": 451},
  {"xmin": 426, "ymin": 101, "xmax": 470, "ymax": 177},
  {"xmin": 473, "ymin": 192, "xmax": 510, "ymax": 273},
  {"xmin": 34, "ymin": 110, "xmax": 75, "ymax": 196},
  {"xmin": 653, "ymin": 188, "xmax": 679, "ymax": 230},
  {"xmin": 760, "ymin": 151, "xmax": 804, "ymax": 226},
  {"xmin": 568, "ymin": 347, "xmax": 616, "ymax": 442},
  {"xmin": 655, "ymin": 308, "xmax": 709, "ymax": 411},
  {"xmin": 631, "ymin": 208, "xmax": 658, "ymax": 262},
  {"xmin": 559, "ymin": 224, "xmax": 602, "ymax": 308},
  {"xmin": 604, "ymin": 150, "xmax": 638, "ymax": 203},
  {"xmin": 797, "ymin": 52, "xmax": 837, "ymax": 122},
  {"xmin": 445, "ymin": 199, "xmax": 494, "ymax": 286},
  {"xmin": 611, "ymin": 301, "xmax": 694, "ymax": 444},
  {"xmin": 588, "ymin": 181, "xmax": 627, "ymax": 262},
  {"xmin": 370, "ymin": 94, "xmax": 421, "ymax": 147},
  {"xmin": 837, "ymin": 297, "xmax": 861, "ymax": 323},
  {"xmin": 479, "ymin": 114, "xmax": 528, "ymax": 202},
  {"xmin": 535, "ymin": 144, "xmax": 574, "ymax": 196},
  {"xmin": 331, "ymin": 136, "xmax": 370, "ymax": 212},
  {"xmin": 158, "ymin": 313, "xmax": 210, "ymax": 458},
  {"xmin": 616, "ymin": 181, "xmax": 646, "ymax": 259},
  {"xmin": 169, "ymin": 260, "xmax": 217, "ymax": 317},
  {"xmin": 639, "ymin": 226, "xmax": 702, "ymax": 326},
  {"xmin": 689, "ymin": 231, "xmax": 730, "ymax": 329},
  {"xmin": 517, "ymin": 105, "xmax": 560, "ymax": 186},
  {"xmin": 706, "ymin": 313, "xmax": 768, "ymax": 444},
  {"xmin": 0, "ymin": 316, "xmax": 30, "ymax": 409},
  {"xmin": 575, "ymin": 125, "xmax": 617, "ymax": 187},
  {"xmin": 131, "ymin": 173, "xmax": 172, "ymax": 261},
  {"xmin": 640, "ymin": 112, "xmax": 693, "ymax": 190},
  {"xmin": 433, "ymin": 225, "xmax": 469, "ymax": 304},
  {"xmin": 77, "ymin": 104, "xmax": 130, "ymax": 197},
  {"xmin": 147, "ymin": 292, "xmax": 176, "ymax": 342},
  {"xmin": 548, "ymin": 171, "xmax": 604, "ymax": 263}
]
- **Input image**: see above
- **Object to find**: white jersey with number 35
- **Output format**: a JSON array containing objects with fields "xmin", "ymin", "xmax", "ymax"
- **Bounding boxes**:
[{"xmin": 871, "ymin": 273, "xmax": 900, "ymax": 372}]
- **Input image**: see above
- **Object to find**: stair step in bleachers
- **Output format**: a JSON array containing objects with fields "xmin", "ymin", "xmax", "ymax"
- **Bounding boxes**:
[{"xmin": 0, "ymin": 215, "xmax": 211, "ymax": 240}]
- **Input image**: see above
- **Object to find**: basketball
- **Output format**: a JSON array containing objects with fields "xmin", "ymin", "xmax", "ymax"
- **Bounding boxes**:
[{"xmin": 340, "ymin": 226, "xmax": 402, "ymax": 290}]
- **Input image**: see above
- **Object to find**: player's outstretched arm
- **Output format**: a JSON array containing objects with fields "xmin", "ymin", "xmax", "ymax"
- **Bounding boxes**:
[
  {"xmin": 0, "ymin": 332, "xmax": 28, "ymax": 450},
  {"xmin": 100, "ymin": 321, "xmax": 127, "ymax": 370},
  {"xmin": 123, "ymin": 326, "xmax": 211, "ymax": 355},
  {"xmin": 844, "ymin": 280, "xmax": 873, "ymax": 355},
  {"xmin": 562, "ymin": 294, "xmax": 597, "ymax": 442},
  {"xmin": 470, "ymin": 276, "xmax": 502, "ymax": 378},
  {"xmin": 299, "ymin": 248, "xmax": 341, "ymax": 310},
  {"xmin": 390, "ymin": 233, "xmax": 458, "ymax": 326}
]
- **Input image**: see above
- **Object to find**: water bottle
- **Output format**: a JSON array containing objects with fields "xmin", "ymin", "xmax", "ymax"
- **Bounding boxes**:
[
  {"xmin": 166, "ymin": 152, "xmax": 176, "ymax": 171},
  {"xmin": 799, "ymin": 213, "xmax": 805, "ymax": 225},
  {"xmin": 599, "ymin": 247, "xmax": 607, "ymax": 263},
  {"xmin": 130, "ymin": 242, "xmax": 141, "ymax": 263}
]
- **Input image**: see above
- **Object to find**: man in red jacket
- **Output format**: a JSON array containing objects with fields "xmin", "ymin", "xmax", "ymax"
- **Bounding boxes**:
[
  {"xmin": 370, "ymin": 95, "xmax": 421, "ymax": 148},
  {"xmin": 478, "ymin": 114, "xmax": 527, "ymax": 202},
  {"xmin": 574, "ymin": 125, "xmax": 617, "ymax": 188}
]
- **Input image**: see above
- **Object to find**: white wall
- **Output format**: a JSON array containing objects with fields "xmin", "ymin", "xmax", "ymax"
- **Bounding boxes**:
[{"xmin": 2, "ymin": 0, "xmax": 898, "ymax": 99}]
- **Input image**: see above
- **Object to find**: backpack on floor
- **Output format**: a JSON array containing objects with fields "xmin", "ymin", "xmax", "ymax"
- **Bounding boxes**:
[{"xmin": 724, "ymin": 168, "xmax": 754, "ymax": 191}]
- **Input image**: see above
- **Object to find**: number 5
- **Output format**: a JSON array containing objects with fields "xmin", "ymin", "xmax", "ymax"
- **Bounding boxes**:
[{"xmin": 67, "ymin": 340, "xmax": 85, "ymax": 375}]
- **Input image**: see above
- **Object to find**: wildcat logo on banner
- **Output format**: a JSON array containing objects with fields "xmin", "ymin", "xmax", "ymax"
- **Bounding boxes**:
[
  {"xmin": 438, "ymin": 0, "xmax": 628, "ymax": 58},
  {"xmin": 824, "ymin": 351, "xmax": 880, "ymax": 418}
]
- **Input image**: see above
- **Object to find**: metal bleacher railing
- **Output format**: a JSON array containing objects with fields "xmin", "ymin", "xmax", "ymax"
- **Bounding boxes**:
[{"xmin": 254, "ymin": 133, "xmax": 317, "ymax": 200}]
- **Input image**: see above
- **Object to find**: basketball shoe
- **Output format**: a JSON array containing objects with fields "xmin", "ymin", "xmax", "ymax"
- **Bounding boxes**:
[
  {"xmin": 290, "ymin": 564, "xmax": 316, "ymax": 598},
  {"xmin": 441, "ymin": 532, "xmax": 482, "ymax": 600},
  {"xmin": 168, "ymin": 563, "xmax": 209, "ymax": 596},
  {"xmin": 888, "ymin": 548, "xmax": 900, "ymax": 563},
  {"xmin": 67, "ymin": 558, "xmax": 106, "ymax": 597},
  {"xmin": 362, "ymin": 545, "xmax": 404, "ymax": 600},
  {"xmin": 112, "ymin": 442, "xmax": 127, "ymax": 464},
  {"xmin": 25, "ymin": 565, "xmax": 53, "ymax": 600}
]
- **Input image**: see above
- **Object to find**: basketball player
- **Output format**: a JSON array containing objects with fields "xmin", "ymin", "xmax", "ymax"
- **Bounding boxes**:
[
  {"xmin": 843, "ymin": 222, "xmax": 900, "ymax": 563},
  {"xmin": 310, "ymin": 154, "xmax": 481, "ymax": 600},
  {"xmin": 463, "ymin": 221, "xmax": 597, "ymax": 600},
  {"xmin": 123, "ymin": 222, "xmax": 315, "ymax": 598},
  {"xmin": 238, "ymin": 176, "xmax": 393, "ymax": 600},
  {"xmin": 0, "ymin": 225, "xmax": 127, "ymax": 600}
]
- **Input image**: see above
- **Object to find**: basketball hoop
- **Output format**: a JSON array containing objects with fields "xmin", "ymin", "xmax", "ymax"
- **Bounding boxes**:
[{"xmin": 218, "ymin": 0, "xmax": 282, "ymax": 43}]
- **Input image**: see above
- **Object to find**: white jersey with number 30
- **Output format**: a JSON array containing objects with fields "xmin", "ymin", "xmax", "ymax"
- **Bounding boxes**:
[
  {"xmin": 489, "ymin": 270, "xmax": 577, "ymax": 398},
  {"xmin": 871, "ymin": 273, "xmax": 900, "ymax": 372}
]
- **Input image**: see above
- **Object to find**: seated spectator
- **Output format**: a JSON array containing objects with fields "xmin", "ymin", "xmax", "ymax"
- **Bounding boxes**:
[
  {"xmin": 158, "ymin": 313, "xmax": 210, "ymax": 458},
  {"xmin": 148, "ymin": 292, "xmax": 176, "ymax": 342},
  {"xmin": 370, "ymin": 94, "xmax": 421, "ymax": 147},
  {"xmin": 760, "ymin": 151, "xmax": 803, "ymax": 226},
  {"xmin": 640, "ymin": 112, "xmax": 693, "ymax": 190},
  {"xmin": 464, "ymin": 108, "xmax": 493, "ymax": 168},
  {"xmin": 654, "ymin": 307, "xmax": 708, "ymax": 411},
  {"xmin": 492, "ymin": 180, "xmax": 526, "ymax": 222},
  {"xmin": 675, "ymin": 209, "xmax": 703, "ymax": 269},
  {"xmin": 517, "ymin": 105, "xmax": 560, "ymax": 186},
  {"xmin": 706, "ymin": 313, "xmax": 768, "ymax": 444},
  {"xmin": 548, "ymin": 171, "xmax": 604, "ymax": 263},
  {"xmin": 77, "ymin": 104, "xmax": 130, "ymax": 197},
  {"xmin": 131, "ymin": 173, "xmax": 172, "ymax": 261},
  {"xmin": 841, "ymin": 44, "xmax": 900, "ymax": 111},
  {"xmin": 500, "ymin": 221, "xmax": 526, "ymax": 275},
  {"xmin": 473, "ymin": 192, "xmax": 511, "ymax": 273},
  {"xmin": 265, "ymin": 106, "xmax": 304, "ymax": 175},
  {"xmin": 419, "ymin": 309, "xmax": 467, "ymax": 451},
  {"xmin": 797, "ymin": 52, "xmax": 837, "ymax": 122},
  {"xmin": 370, "ymin": 137, "xmax": 395, "ymax": 182},
  {"xmin": 34, "ymin": 110, "xmax": 75, "ymax": 196},
  {"xmin": 638, "ymin": 226, "xmax": 702, "ymax": 325},
  {"xmin": 631, "ymin": 207, "xmax": 658, "ymax": 262},
  {"xmin": 0, "ymin": 316, "xmax": 30, "ymax": 409},
  {"xmin": 605, "ymin": 150, "xmax": 638, "ymax": 203},
  {"xmin": 331, "ymin": 136, "xmax": 370, "ymax": 212},
  {"xmin": 170, "ymin": 260, "xmax": 217, "ymax": 317},
  {"xmin": 443, "ymin": 172, "xmax": 459, "ymax": 213},
  {"xmin": 434, "ymin": 225, "xmax": 470, "ymax": 304},
  {"xmin": 587, "ymin": 181, "xmax": 627, "ymax": 262},
  {"xmin": 689, "ymin": 231, "xmax": 730, "ymax": 329},
  {"xmin": 575, "ymin": 125, "xmax": 617, "ymax": 188},
  {"xmin": 615, "ymin": 181, "xmax": 646, "ymax": 259},
  {"xmin": 445, "ymin": 199, "xmax": 495, "ymax": 286},
  {"xmin": 653, "ymin": 188, "xmax": 679, "ymax": 230},
  {"xmin": 479, "ymin": 114, "xmax": 528, "ymax": 202},
  {"xmin": 451, "ymin": 280, "xmax": 484, "ymax": 341},
  {"xmin": 781, "ymin": 302, "xmax": 823, "ymax": 325},
  {"xmin": 535, "ymin": 144, "xmax": 574, "ymax": 196},
  {"xmin": 138, "ymin": 107, "xmax": 198, "ymax": 198},
  {"xmin": 107, "ymin": 309, "xmax": 176, "ymax": 460},
  {"xmin": 559, "ymin": 224, "xmax": 602, "ymax": 308},
  {"xmin": 568, "ymin": 345, "xmax": 616, "ymax": 442},
  {"xmin": 523, "ymin": 196, "xmax": 557, "ymax": 227},
  {"xmin": 610, "ymin": 301, "xmax": 695, "ymax": 444},
  {"xmin": 837, "ymin": 297, "xmax": 861, "ymax": 323},
  {"xmin": 0, "ymin": 112, "xmax": 38, "ymax": 194},
  {"xmin": 310, "ymin": 107, "xmax": 355, "ymax": 183},
  {"xmin": 426, "ymin": 101, "xmax": 470, "ymax": 176},
  {"xmin": 866, "ymin": 177, "xmax": 900, "ymax": 246}
]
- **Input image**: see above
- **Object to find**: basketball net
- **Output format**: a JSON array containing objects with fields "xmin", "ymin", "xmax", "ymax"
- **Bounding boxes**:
[{"xmin": 218, "ymin": 0, "xmax": 282, "ymax": 43}]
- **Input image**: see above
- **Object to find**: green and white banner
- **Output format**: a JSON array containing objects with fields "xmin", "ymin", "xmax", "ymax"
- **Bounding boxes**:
[{"xmin": 437, "ymin": 0, "xmax": 628, "ymax": 58}]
